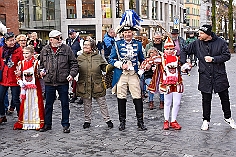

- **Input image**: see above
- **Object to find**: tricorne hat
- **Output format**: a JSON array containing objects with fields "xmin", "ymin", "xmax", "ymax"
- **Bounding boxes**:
[
  {"xmin": 115, "ymin": 10, "xmax": 142, "ymax": 33},
  {"xmin": 164, "ymin": 36, "xmax": 175, "ymax": 49},
  {"xmin": 171, "ymin": 29, "xmax": 179, "ymax": 34}
]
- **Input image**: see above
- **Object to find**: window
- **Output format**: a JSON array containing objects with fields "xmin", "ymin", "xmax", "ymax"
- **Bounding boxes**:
[
  {"xmin": 169, "ymin": 4, "xmax": 173, "ymax": 22},
  {"xmin": 141, "ymin": 0, "xmax": 148, "ymax": 18},
  {"xmin": 152, "ymin": 1, "xmax": 157, "ymax": 19},
  {"xmin": 102, "ymin": 0, "xmax": 111, "ymax": 18},
  {"xmin": 33, "ymin": 0, "xmax": 42, "ymax": 21},
  {"xmin": 116, "ymin": 0, "xmax": 124, "ymax": 18},
  {"xmin": 82, "ymin": 0, "xmax": 95, "ymax": 18},
  {"xmin": 66, "ymin": 0, "xmax": 77, "ymax": 19},
  {"xmin": 186, "ymin": 7, "xmax": 190, "ymax": 14},
  {"xmin": 160, "ymin": 2, "xmax": 163, "ymax": 20},
  {"xmin": 46, "ymin": 0, "xmax": 55, "ymax": 20},
  {"xmin": 19, "ymin": 1, "xmax": 24, "ymax": 22}
]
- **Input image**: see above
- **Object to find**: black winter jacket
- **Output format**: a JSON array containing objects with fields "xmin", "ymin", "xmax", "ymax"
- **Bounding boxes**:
[{"xmin": 180, "ymin": 33, "xmax": 230, "ymax": 93}]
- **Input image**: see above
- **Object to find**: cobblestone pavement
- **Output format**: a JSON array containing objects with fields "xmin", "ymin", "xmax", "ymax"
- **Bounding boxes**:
[{"xmin": 1, "ymin": 54, "xmax": 236, "ymax": 157}]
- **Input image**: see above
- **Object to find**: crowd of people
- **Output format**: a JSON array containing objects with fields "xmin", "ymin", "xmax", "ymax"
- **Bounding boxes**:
[{"xmin": 1, "ymin": 9, "xmax": 236, "ymax": 133}]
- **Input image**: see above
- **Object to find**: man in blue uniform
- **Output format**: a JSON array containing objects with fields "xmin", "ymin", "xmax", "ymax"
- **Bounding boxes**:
[{"xmin": 109, "ymin": 10, "xmax": 147, "ymax": 131}]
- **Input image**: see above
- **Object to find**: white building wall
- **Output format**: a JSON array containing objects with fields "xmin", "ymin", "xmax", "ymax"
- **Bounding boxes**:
[{"xmin": 60, "ymin": 0, "xmax": 185, "ymax": 41}]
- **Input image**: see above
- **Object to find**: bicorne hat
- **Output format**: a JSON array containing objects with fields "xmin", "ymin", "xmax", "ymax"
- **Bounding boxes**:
[{"xmin": 115, "ymin": 10, "xmax": 142, "ymax": 33}]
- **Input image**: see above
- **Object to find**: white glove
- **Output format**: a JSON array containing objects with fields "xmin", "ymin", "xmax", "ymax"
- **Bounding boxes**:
[
  {"xmin": 67, "ymin": 75, "xmax": 73, "ymax": 81},
  {"xmin": 114, "ymin": 61, "xmax": 123, "ymax": 69},
  {"xmin": 181, "ymin": 63, "xmax": 191, "ymax": 71},
  {"xmin": 154, "ymin": 58, "xmax": 161, "ymax": 63},
  {"xmin": 17, "ymin": 80, "xmax": 25, "ymax": 88},
  {"xmin": 138, "ymin": 69, "xmax": 144, "ymax": 76}
]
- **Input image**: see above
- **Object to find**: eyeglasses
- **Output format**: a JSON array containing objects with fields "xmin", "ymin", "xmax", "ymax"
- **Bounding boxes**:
[
  {"xmin": 154, "ymin": 38, "xmax": 162, "ymax": 40},
  {"xmin": 149, "ymin": 51, "xmax": 156, "ymax": 53},
  {"xmin": 52, "ymin": 36, "xmax": 63, "ymax": 40},
  {"xmin": 19, "ymin": 40, "xmax": 27, "ymax": 42}
]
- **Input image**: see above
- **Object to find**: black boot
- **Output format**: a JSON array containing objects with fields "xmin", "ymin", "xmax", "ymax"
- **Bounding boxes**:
[
  {"xmin": 118, "ymin": 98, "xmax": 126, "ymax": 131},
  {"xmin": 133, "ymin": 98, "xmax": 147, "ymax": 131}
]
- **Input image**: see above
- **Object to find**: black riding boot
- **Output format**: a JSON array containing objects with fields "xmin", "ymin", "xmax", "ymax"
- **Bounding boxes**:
[
  {"xmin": 118, "ymin": 98, "xmax": 126, "ymax": 131},
  {"xmin": 133, "ymin": 98, "xmax": 147, "ymax": 131}
]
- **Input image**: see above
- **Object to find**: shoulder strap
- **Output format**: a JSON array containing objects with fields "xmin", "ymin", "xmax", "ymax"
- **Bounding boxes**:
[{"xmin": 114, "ymin": 42, "xmax": 121, "ymax": 61}]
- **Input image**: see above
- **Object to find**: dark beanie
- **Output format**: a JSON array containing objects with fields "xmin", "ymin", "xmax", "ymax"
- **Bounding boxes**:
[{"xmin": 199, "ymin": 25, "xmax": 212, "ymax": 35}]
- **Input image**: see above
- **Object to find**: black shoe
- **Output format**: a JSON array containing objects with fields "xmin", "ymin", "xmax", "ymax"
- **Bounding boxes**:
[
  {"xmin": 63, "ymin": 126, "xmax": 70, "ymax": 133},
  {"xmin": 70, "ymin": 97, "xmax": 77, "ymax": 103},
  {"xmin": 0, "ymin": 116, "xmax": 7, "ymax": 124},
  {"xmin": 78, "ymin": 98, "xmax": 83, "ymax": 104},
  {"xmin": 39, "ymin": 125, "xmax": 52, "ymax": 132},
  {"xmin": 119, "ymin": 122, "xmax": 125, "ymax": 131},
  {"xmin": 106, "ymin": 120, "xmax": 113, "ymax": 128},
  {"xmin": 138, "ymin": 123, "xmax": 147, "ymax": 131},
  {"xmin": 83, "ymin": 122, "xmax": 91, "ymax": 129}
]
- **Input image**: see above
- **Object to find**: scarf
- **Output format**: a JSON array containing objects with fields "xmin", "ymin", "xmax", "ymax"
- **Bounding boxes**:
[{"xmin": 2, "ymin": 43, "xmax": 20, "ymax": 64}]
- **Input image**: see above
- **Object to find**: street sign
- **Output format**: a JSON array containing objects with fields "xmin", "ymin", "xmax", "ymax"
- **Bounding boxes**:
[{"xmin": 174, "ymin": 18, "xmax": 179, "ymax": 25}]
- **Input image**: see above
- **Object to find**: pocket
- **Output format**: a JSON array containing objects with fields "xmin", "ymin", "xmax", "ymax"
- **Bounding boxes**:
[
  {"xmin": 77, "ymin": 82, "xmax": 86, "ymax": 94},
  {"xmin": 93, "ymin": 81, "xmax": 104, "ymax": 93}
]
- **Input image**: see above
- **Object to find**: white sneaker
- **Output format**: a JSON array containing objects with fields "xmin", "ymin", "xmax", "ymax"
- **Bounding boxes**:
[
  {"xmin": 201, "ymin": 120, "xmax": 209, "ymax": 130},
  {"xmin": 224, "ymin": 117, "xmax": 236, "ymax": 129}
]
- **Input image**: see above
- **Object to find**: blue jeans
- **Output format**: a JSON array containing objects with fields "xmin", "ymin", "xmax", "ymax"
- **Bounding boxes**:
[
  {"xmin": 45, "ymin": 84, "xmax": 70, "ymax": 127},
  {"xmin": 4, "ymin": 92, "xmax": 9, "ymax": 112},
  {"xmin": 0, "ymin": 85, "xmax": 20, "ymax": 116},
  {"xmin": 145, "ymin": 78, "xmax": 154, "ymax": 102},
  {"xmin": 145, "ymin": 78, "xmax": 164, "ymax": 102}
]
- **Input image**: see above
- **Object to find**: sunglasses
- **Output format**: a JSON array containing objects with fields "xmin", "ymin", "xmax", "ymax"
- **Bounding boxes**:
[
  {"xmin": 19, "ymin": 40, "xmax": 27, "ymax": 42},
  {"xmin": 154, "ymin": 38, "xmax": 162, "ymax": 40},
  {"xmin": 52, "ymin": 36, "xmax": 63, "ymax": 40}
]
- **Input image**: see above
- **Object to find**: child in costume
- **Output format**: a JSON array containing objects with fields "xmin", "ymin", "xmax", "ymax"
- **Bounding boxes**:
[
  {"xmin": 13, "ymin": 45, "xmax": 44, "ymax": 130},
  {"xmin": 159, "ymin": 36, "xmax": 186, "ymax": 130},
  {"xmin": 138, "ymin": 47, "xmax": 162, "ymax": 110}
]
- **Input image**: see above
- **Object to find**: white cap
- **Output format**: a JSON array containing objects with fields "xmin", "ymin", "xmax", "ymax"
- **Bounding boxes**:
[{"xmin": 49, "ymin": 30, "xmax": 62, "ymax": 38}]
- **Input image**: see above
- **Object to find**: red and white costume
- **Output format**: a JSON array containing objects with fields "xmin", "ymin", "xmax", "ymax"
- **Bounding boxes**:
[
  {"xmin": 14, "ymin": 56, "xmax": 44, "ymax": 130},
  {"xmin": 160, "ymin": 36, "xmax": 184, "ymax": 130}
]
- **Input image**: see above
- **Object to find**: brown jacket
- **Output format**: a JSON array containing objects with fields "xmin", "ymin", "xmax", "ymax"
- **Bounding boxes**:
[
  {"xmin": 76, "ymin": 51, "xmax": 107, "ymax": 98},
  {"xmin": 39, "ymin": 44, "xmax": 78, "ymax": 86}
]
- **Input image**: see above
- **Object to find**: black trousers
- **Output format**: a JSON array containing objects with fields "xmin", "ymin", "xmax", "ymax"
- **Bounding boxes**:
[{"xmin": 202, "ymin": 89, "xmax": 231, "ymax": 122}]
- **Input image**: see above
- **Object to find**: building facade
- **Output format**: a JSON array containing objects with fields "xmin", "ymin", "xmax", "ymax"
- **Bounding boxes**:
[
  {"xmin": 61, "ymin": 0, "xmax": 185, "ymax": 41},
  {"xmin": 18, "ymin": 0, "xmax": 186, "ymax": 42},
  {"xmin": 184, "ymin": 0, "xmax": 201, "ymax": 32},
  {"xmin": 0, "ymin": 0, "xmax": 19, "ymax": 34},
  {"xmin": 199, "ymin": 0, "xmax": 212, "ymax": 27},
  {"xmin": 18, "ymin": 0, "xmax": 61, "ymax": 43}
]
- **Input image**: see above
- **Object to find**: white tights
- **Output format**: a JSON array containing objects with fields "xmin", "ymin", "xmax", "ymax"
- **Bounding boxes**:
[{"xmin": 164, "ymin": 92, "xmax": 182, "ymax": 122}]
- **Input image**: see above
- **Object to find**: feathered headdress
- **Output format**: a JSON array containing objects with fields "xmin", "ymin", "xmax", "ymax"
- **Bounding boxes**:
[
  {"xmin": 0, "ymin": 22, "xmax": 7, "ymax": 36},
  {"xmin": 115, "ymin": 10, "xmax": 142, "ymax": 33}
]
